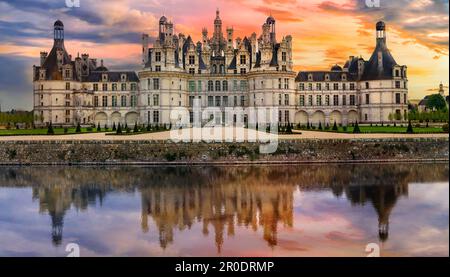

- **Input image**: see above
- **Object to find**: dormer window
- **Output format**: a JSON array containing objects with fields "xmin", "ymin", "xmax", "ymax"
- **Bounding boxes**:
[
  {"xmin": 121, "ymin": 74, "xmax": 127, "ymax": 82},
  {"xmin": 342, "ymin": 74, "xmax": 347, "ymax": 81},
  {"xmin": 102, "ymin": 74, "xmax": 108, "ymax": 82},
  {"xmin": 308, "ymin": 74, "xmax": 313, "ymax": 81},
  {"xmin": 325, "ymin": 74, "xmax": 330, "ymax": 81}
]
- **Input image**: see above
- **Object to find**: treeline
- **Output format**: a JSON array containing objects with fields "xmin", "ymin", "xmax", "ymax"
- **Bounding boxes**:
[
  {"xmin": 408, "ymin": 110, "xmax": 449, "ymax": 123},
  {"xmin": 0, "ymin": 111, "xmax": 34, "ymax": 125}
]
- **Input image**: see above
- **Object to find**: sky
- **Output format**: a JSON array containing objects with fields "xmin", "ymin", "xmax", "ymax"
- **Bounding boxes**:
[{"xmin": 0, "ymin": 0, "xmax": 448, "ymax": 111}]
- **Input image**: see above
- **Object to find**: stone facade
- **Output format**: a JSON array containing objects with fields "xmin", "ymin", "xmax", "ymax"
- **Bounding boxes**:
[{"xmin": 33, "ymin": 11, "xmax": 408, "ymax": 127}]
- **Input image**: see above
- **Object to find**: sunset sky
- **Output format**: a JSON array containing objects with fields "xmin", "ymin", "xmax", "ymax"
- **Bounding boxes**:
[{"xmin": 0, "ymin": 0, "xmax": 448, "ymax": 110}]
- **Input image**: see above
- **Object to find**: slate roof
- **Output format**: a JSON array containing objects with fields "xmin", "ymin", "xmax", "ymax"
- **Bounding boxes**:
[
  {"xmin": 361, "ymin": 39, "xmax": 398, "ymax": 80},
  {"xmin": 83, "ymin": 71, "xmax": 139, "ymax": 82},
  {"xmin": 295, "ymin": 71, "xmax": 357, "ymax": 82}
]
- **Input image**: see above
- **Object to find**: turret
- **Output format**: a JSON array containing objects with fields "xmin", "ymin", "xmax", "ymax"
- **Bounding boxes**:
[
  {"xmin": 53, "ymin": 20, "xmax": 64, "ymax": 47},
  {"xmin": 40, "ymin": 52, "xmax": 48, "ymax": 66}
]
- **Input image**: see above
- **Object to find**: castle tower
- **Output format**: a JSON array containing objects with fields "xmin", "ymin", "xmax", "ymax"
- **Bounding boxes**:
[{"xmin": 266, "ymin": 15, "xmax": 276, "ymax": 44}]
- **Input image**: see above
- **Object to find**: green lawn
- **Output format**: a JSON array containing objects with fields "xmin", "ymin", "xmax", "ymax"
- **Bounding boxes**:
[
  {"xmin": 298, "ymin": 126, "xmax": 446, "ymax": 134},
  {"xmin": 0, "ymin": 128, "xmax": 107, "ymax": 136}
]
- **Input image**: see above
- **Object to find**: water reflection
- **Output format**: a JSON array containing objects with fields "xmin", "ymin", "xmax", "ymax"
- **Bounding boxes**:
[{"xmin": 0, "ymin": 164, "xmax": 448, "ymax": 256}]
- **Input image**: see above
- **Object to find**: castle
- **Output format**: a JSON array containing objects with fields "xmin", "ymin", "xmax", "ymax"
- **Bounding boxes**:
[{"xmin": 33, "ymin": 10, "xmax": 408, "ymax": 127}]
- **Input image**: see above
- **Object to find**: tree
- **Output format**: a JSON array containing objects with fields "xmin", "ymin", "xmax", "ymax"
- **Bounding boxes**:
[
  {"xmin": 286, "ymin": 123, "xmax": 293, "ymax": 134},
  {"xmin": 112, "ymin": 122, "xmax": 116, "ymax": 131},
  {"xmin": 133, "ymin": 122, "xmax": 139, "ymax": 133},
  {"xmin": 75, "ymin": 123, "xmax": 81, "ymax": 133},
  {"xmin": 332, "ymin": 121, "xmax": 338, "ymax": 131},
  {"xmin": 426, "ymin": 94, "xmax": 447, "ymax": 111},
  {"xmin": 97, "ymin": 122, "xmax": 101, "ymax": 132},
  {"xmin": 116, "ymin": 123, "xmax": 122, "ymax": 134},
  {"xmin": 406, "ymin": 120, "xmax": 414, "ymax": 134},
  {"xmin": 47, "ymin": 122, "xmax": 54, "ymax": 135},
  {"xmin": 306, "ymin": 121, "xmax": 310, "ymax": 130},
  {"xmin": 104, "ymin": 124, "xmax": 108, "ymax": 131},
  {"xmin": 318, "ymin": 122, "xmax": 322, "ymax": 131},
  {"xmin": 353, "ymin": 121, "xmax": 361, "ymax": 134}
]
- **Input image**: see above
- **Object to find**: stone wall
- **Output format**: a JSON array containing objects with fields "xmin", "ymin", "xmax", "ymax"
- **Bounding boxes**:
[{"xmin": 0, "ymin": 138, "xmax": 448, "ymax": 165}]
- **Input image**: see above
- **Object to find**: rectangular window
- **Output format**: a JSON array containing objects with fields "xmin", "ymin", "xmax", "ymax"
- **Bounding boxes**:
[
  {"xmin": 66, "ymin": 82, "xmax": 70, "ymax": 90},
  {"xmin": 189, "ymin": 81, "xmax": 196, "ymax": 92},
  {"xmin": 240, "ymin": 80, "xmax": 248, "ymax": 91},
  {"xmin": 198, "ymin": 81, "xmax": 202, "ymax": 92},
  {"xmin": 155, "ymin": 65, "xmax": 161, "ymax": 72},
  {"xmin": 215, "ymin": 96, "xmax": 221, "ymax": 107},
  {"xmin": 223, "ymin": 96, "xmax": 228, "ymax": 107},
  {"xmin": 93, "ymin": 84, "xmax": 98, "ymax": 91},
  {"xmin": 350, "ymin": 83, "xmax": 355, "ymax": 90},
  {"xmin": 308, "ymin": 83, "xmax": 313, "ymax": 91},
  {"xmin": 279, "ymin": 78, "xmax": 282, "ymax": 89},
  {"xmin": 282, "ymin": 52, "xmax": 287, "ymax": 62},
  {"xmin": 234, "ymin": 96, "xmax": 238, "ymax": 107},
  {"xmin": 102, "ymin": 84, "xmax": 108, "ymax": 91},
  {"xmin": 131, "ymin": 83, "xmax": 137, "ymax": 91},
  {"xmin": 240, "ymin": 95, "xmax": 245, "ymax": 106},
  {"xmin": 350, "ymin": 95, "xmax": 356, "ymax": 105},
  {"xmin": 121, "ymin": 83, "xmax": 126, "ymax": 91},
  {"xmin": 395, "ymin": 81, "xmax": 401, "ymax": 89},
  {"xmin": 285, "ymin": 110, "xmax": 290, "ymax": 123},
  {"xmin": 326, "ymin": 83, "xmax": 330, "ymax": 90},
  {"xmin": 366, "ymin": 94, "xmax": 370, "ymax": 104},
  {"xmin": 396, "ymin": 93, "xmax": 401, "ymax": 104},
  {"xmin": 102, "ymin": 96, "xmax": 108, "ymax": 107},
  {"xmin": 333, "ymin": 83, "xmax": 339, "ymax": 90},
  {"xmin": 112, "ymin": 96, "xmax": 117, "ymax": 107},
  {"xmin": 325, "ymin": 95, "xmax": 330, "ymax": 106},
  {"xmin": 342, "ymin": 84, "xmax": 346, "ymax": 90},
  {"xmin": 284, "ymin": 78, "xmax": 289, "ymax": 89},
  {"xmin": 240, "ymin": 55, "xmax": 246, "ymax": 65},
  {"xmin": 365, "ymin": 82, "xmax": 369, "ymax": 89},
  {"xmin": 208, "ymin": 96, "xmax": 214, "ymax": 107},
  {"xmin": 278, "ymin": 94, "xmax": 282, "ymax": 105},
  {"xmin": 233, "ymin": 80, "xmax": 238, "ymax": 91},
  {"xmin": 316, "ymin": 83, "xmax": 321, "ymax": 91},
  {"xmin": 342, "ymin": 95, "xmax": 347, "ymax": 106},
  {"xmin": 189, "ymin": 68, "xmax": 195, "ymax": 74},
  {"xmin": 240, "ymin": 68, "xmax": 246, "ymax": 74},
  {"xmin": 153, "ymin": 111, "xmax": 160, "ymax": 123},
  {"xmin": 299, "ymin": 95, "xmax": 305, "ymax": 106},
  {"xmin": 284, "ymin": 94, "xmax": 289, "ymax": 106},
  {"xmin": 208, "ymin": 81, "xmax": 214, "ymax": 91},
  {"xmin": 121, "ymin": 95, "xmax": 127, "ymax": 107},
  {"xmin": 222, "ymin": 81, "xmax": 228, "ymax": 91},
  {"xmin": 215, "ymin": 81, "xmax": 221, "ymax": 91},
  {"xmin": 112, "ymin": 84, "xmax": 117, "ymax": 91},
  {"xmin": 333, "ymin": 95, "xmax": 339, "ymax": 106},
  {"xmin": 189, "ymin": 55, "xmax": 195, "ymax": 65},
  {"xmin": 316, "ymin": 95, "xmax": 322, "ymax": 106},
  {"xmin": 131, "ymin": 95, "xmax": 137, "ymax": 107},
  {"xmin": 308, "ymin": 95, "xmax": 313, "ymax": 106},
  {"xmin": 153, "ymin": 79, "xmax": 160, "ymax": 90},
  {"xmin": 299, "ymin": 83, "xmax": 305, "ymax": 91},
  {"xmin": 153, "ymin": 94, "xmax": 160, "ymax": 106},
  {"xmin": 155, "ymin": 52, "xmax": 161, "ymax": 62},
  {"xmin": 404, "ymin": 94, "xmax": 407, "ymax": 104}
]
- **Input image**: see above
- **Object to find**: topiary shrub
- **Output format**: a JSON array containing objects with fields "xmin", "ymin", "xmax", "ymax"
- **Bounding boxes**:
[
  {"xmin": 97, "ymin": 123, "xmax": 101, "ymax": 132},
  {"xmin": 112, "ymin": 122, "xmax": 116, "ymax": 131},
  {"xmin": 75, "ymin": 123, "xmax": 81, "ymax": 133},
  {"xmin": 406, "ymin": 120, "xmax": 414, "ymax": 134},
  {"xmin": 133, "ymin": 122, "xmax": 139, "ymax": 133},
  {"xmin": 332, "ymin": 121, "xmax": 338, "ymax": 131},
  {"xmin": 47, "ymin": 123, "xmax": 54, "ymax": 135},
  {"xmin": 353, "ymin": 121, "xmax": 361, "ymax": 134},
  {"xmin": 116, "ymin": 123, "xmax": 122, "ymax": 134}
]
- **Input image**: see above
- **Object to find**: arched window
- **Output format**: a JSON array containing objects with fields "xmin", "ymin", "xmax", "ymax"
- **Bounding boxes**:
[
  {"xmin": 222, "ymin": 80, "xmax": 228, "ymax": 91},
  {"xmin": 212, "ymin": 64, "xmax": 217, "ymax": 74},
  {"xmin": 215, "ymin": 80, "xmax": 221, "ymax": 91},
  {"xmin": 220, "ymin": 64, "xmax": 225, "ymax": 74}
]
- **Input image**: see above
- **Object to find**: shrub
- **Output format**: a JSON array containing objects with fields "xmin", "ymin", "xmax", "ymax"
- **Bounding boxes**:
[
  {"xmin": 112, "ymin": 122, "xmax": 116, "ymax": 131},
  {"xmin": 47, "ymin": 123, "xmax": 54, "ymax": 135},
  {"xmin": 63, "ymin": 127, "xmax": 68, "ymax": 134},
  {"xmin": 325, "ymin": 123, "xmax": 330, "ymax": 131},
  {"xmin": 343, "ymin": 126, "xmax": 348, "ymax": 132},
  {"xmin": 75, "ymin": 123, "xmax": 81, "ymax": 133},
  {"xmin": 406, "ymin": 121, "xmax": 414, "ymax": 134},
  {"xmin": 116, "ymin": 123, "xmax": 122, "ymax": 134},
  {"xmin": 332, "ymin": 121, "xmax": 338, "ymax": 131},
  {"xmin": 318, "ymin": 122, "xmax": 323, "ymax": 131},
  {"xmin": 104, "ymin": 124, "xmax": 108, "ymax": 131},
  {"xmin": 306, "ymin": 122, "xmax": 310, "ymax": 130},
  {"xmin": 86, "ymin": 127, "xmax": 93, "ymax": 132},
  {"xmin": 97, "ymin": 123, "xmax": 101, "ymax": 132},
  {"xmin": 133, "ymin": 122, "xmax": 139, "ymax": 133},
  {"xmin": 353, "ymin": 121, "xmax": 361, "ymax": 134}
]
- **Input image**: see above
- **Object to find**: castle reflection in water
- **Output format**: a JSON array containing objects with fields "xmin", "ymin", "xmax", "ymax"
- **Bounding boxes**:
[{"xmin": 0, "ymin": 164, "xmax": 447, "ymax": 252}]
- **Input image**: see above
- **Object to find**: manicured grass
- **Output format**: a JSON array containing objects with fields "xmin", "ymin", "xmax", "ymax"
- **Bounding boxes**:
[
  {"xmin": 297, "ymin": 126, "xmax": 445, "ymax": 134},
  {"xmin": 0, "ymin": 128, "xmax": 107, "ymax": 136}
]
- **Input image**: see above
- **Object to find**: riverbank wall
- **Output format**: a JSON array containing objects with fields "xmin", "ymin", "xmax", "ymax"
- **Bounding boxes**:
[{"xmin": 0, "ymin": 138, "xmax": 448, "ymax": 165}]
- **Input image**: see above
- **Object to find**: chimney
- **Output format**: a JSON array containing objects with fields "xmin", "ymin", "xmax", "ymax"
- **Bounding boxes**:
[{"xmin": 40, "ymin": 52, "xmax": 48, "ymax": 66}]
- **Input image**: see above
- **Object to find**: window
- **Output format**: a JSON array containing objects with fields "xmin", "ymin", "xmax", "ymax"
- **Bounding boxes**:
[
  {"xmin": 299, "ymin": 83, "xmax": 305, "ymax": 91},
  {"xmin": 342, "ymin": 95, "xmax": 347, "ymax": 106},
  {"xmin": 350, "ymin": 83, "xmax": 355, "ymax": 90},
  {"xmin": 308, "ymin": 95, "xmax": 313, "ymax": 106},
  {"xmin": 102, "ymin": 96, "xmax": 108, "ymax": 107},
  {"xmin": 131, "ymin": 83, "xmax": 137, "ymax": 91},
  {"xmin": 240, "ymin": 95, "xmax": 245, "ymax": 106},
  {"xmin": 121, "ymin": 83, "xmax": 126, "ymax": 91},
  {"xmin": 153, "ymin": 94, "xmax": 160, "ymax": 106},
  {"xmin": 282, "ymin": 52, "xmax": 287, "ymax": 62},
  {"xmin": 155, "ymin": 52, "xmax": 161, "ymax": 62},
  {"xmin": 395, "ymin": 70, "xmax": 400, "ymax": 77},
  {"xmin": 189, "ymin": 68, "xmax": 195, "ymax": 75},
  {"xmin": 121, "ymin": 95, "xmax": 127, "ymax": 107},
  {"xmin": 65, "ymin": 101, "xmax": 70, "ymax": 107},
  {"xmin": 65, "ymin": 69, "xmax": 71, "ymax": 78},
  {"xmin": 240, "ymin": 55, "xmax": 246, "ymax": 65},
  {"xmin": 153, "ymin": 79, "xmax": 160, "ymax": 90},
  {"xmin": 365, "ymin": 94, "xmax": 370, "ymax": 104},
  {"xmin": 240, "ymin": 80, "xmax": 248, "ymax": 91},
  {"xmin": 233, "ymin": 80, "xmax": 238, "ymax": 91},
  {"xmin": 333, "ymin": 83, "xmax": 339, "ymax": 90},
  {"xmin": 350, "ymin": 95, "xmax": 356, "ymax": 105},
  {"xmin": 208, "ymin": 80, "xmax": 214, "ymax": 91},
  {"xmin": 326, "ymin": 83, "xmax": 330, "ymax": 90},
  {"xmin": 282, "ymin": 65, "xmax": 287, "ymax": 71},
  {"xmin": 396, "ymin": 93, "xmax": 401, "ymax": 104},
  {"xmin": 240, "ymin": 68, "xmax": 246, "ymax": 74},
  {"xmin": 102, "ymin": 83, "xmax": 108, "ymax": 91},
  {"xmin": 234, "ymin": 96, "xmax": 238, "ymax": 107},
  {"xmin": 333, "ymin": 95, "xmax": 339, "ymax": 106},
  {"xmin": 285, "ymin": 110, "xmax": 290, "ymax": 123},
  {"xmin": 316, "ymin": 83, "xmax": 321, "ymax": 90},
  {"xmin": 342, "ymin": 84, "xmax": 346, "ymax": 90},
  {"xmin": 65, "ymin": 110, "xmax": 70, "ymax": 116},
  {"xmin": 278, "ymin": 94, "xmax": 282, "ymax": 105},
  {"xmin": 316, "ymin": 95, "xmax": 322, "ymax": 106},
  {"xmin": 325, "ymin": 95, "xmax": 330, "ymax": 106},
  {"xmin": 279, "ymin": 78, "xmax": 282, "ymax": 89},
  {"xmin": 186, "ymin": 81, "xmax": 195, "ymax": 93},
  {"xmin": 208, "ymin": 96, "xmax": 214, "ymax": 106},
  {"xmin": 189, "ymin": 96, "xmax": 194, "ymax": 107},
  {"xmin": 222, "ymin": 80, "xmax": 228, "ymax": 91},
  {"xmin": 198, "ymin": 81, "xmax": 202, "ymax": 92},
  {"xmin": 395, "ymin": 81, "xmax": 401, "ymax": 89},
  {"xmin": 299, "ymin": 95, "xmax": 305, "ymax": 106},
  {"xmin": 404, "ymin": 94, "xmax": 407, "ymax": 104},
  {"xmin": 153, "ymin": 111, "xmax": 160, "ymax": 123},
  {"xmin": 223, "ymin": 96, "xmax": 228, "ymax": 107},
  {"xmin": 189, "ymin": 55, "xmax": 195, "ymax": 65},
  {"xmin": 308, "ymin": 83, "xmax": 313, "ymax": 91},
  {"xmin": 112, "ymin": 83, "xmax": 117, "ymax": 91},
  {"xmin": 66, "ymin": 82, "xmax": 70, "ymax": 90},
  {"xmin": 215, "ymin": 96, "xmax": 221, "ymax": 107},
  {"xmin": 284, "ymin": 94, "xmax": 289, "ymax": 105},
  {"xmin": 284, "ymin": 78, "xmax": 289, "ymax": 89},
  {"xmin": 365, "ymin": 82, "xmax": 369, "ymax": 89},
  {"xmin": 112, "ymin": 96, "xmax": 117, "ymax": 107},
  {"xmin": 215, "ymin": 80, "xmax": 221, "ymax": 91},
  {"xmin": 131, "ymin": 95, "xmax": 137, "ymax": 107},
  {"xmin": 155, "ymin": 65, "xmax": 161, "ymax": 72}
]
